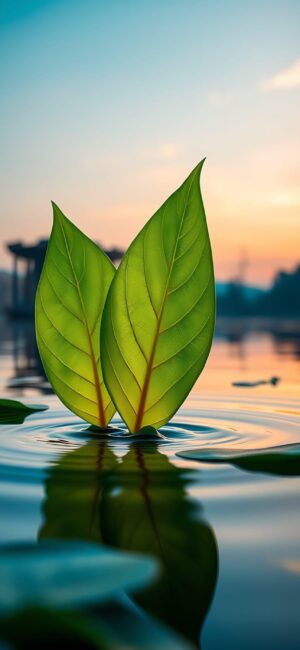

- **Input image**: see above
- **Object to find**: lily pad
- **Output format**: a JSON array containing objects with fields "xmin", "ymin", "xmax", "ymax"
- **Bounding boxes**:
[{"xmin": 176, "ymin": 443, "xmax": 300, "ymax": 476}]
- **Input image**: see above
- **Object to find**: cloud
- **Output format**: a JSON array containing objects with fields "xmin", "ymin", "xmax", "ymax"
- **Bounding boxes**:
[
  {"xmin": 207, "ymin": 90, "xmax": 235, "ymax": 107},
  {"xmin": 261, "ymin": 58, "xmax": 300, "ymax": 91}
]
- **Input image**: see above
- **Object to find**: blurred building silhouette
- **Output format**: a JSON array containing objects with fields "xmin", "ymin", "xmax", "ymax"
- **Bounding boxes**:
[
  {"xmin": 3, "ymin": 239, "xmax": 300, "ymax": 319},
  {"xmin": 6, "ymin": 239, "xmax": 123, "ymax": 318}
]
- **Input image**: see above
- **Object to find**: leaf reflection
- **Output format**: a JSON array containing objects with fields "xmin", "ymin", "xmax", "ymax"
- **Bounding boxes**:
[{"xmin": 40, "ymin": 441, "xmax": 218, "ymax": 646}]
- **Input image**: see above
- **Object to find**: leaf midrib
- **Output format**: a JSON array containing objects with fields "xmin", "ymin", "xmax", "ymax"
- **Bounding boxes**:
[{"xmin": 133, "ymin": 171, "xmax": 197, "ymax": 432}]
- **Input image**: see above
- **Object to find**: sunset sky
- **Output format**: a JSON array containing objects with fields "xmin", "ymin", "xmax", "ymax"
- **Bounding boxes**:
[{"xmin": 0, "ymin": 0, "xmax": 299, "ymax": 286}]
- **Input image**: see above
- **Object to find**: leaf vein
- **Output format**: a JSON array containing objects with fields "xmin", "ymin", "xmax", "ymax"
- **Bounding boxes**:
[
  {"xmin": 45, "ymin": 266, "xmax": 84, "ymax": 324},
  {"xmin": 42, "ymin": 357, "xmax": 99, "ymax": 407},
  {"xmin": 152, "ymin": 312, "xmax": 212, "ymax": 370},
  {"xmin": 143, "ymin": 227, "xmax": 158, "ymax": 319},
  {"xmin": 38, "ymin": 328, "xmax": 95, "ymax": 386},
  {"xmin": 124, "ymin": 256, "xmax": 148, "ymax": 363},
  {"xmin": 144, "ymin": 348, "xmax": 207, "ymax": 416},
  {"xmin": 168, "ymin": 240, "xmax": 207, "ymax": 295},
  {"xmin": 50, "ymin": 254, "xmax": 77, "ymax": 287},
  {"xmin": 160, "ymin": 269, "xmax": 212, "ymax": 333},
  {"xmin": 109, "ymin": 295, "xmax": 142, "ymax": 392},
  {"xmin": 104, "ymin": 330, "xmax": 137, "ymax": 418},
  {"xmin": 174, "ymin": 229, "xmax": 200, "ymax": 262},
  {"xmin": 37, "ymin": 287, "xmax": 91, "ymax": 357}
]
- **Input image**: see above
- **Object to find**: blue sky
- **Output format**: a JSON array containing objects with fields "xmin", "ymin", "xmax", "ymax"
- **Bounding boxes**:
[{"xmin": 0, "ymin": 0, "xmax": 299, "ymax": 284}]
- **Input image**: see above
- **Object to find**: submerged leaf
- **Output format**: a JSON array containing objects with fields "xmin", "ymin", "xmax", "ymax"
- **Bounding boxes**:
[
  {"xmin": 35, "ymin": 204, "xmax": 115, "ymax": 427},
  {"xmin": 101, "ymin": 161, "xmax": 215, "ymax": 432},
  {"xmin": 0, "ymin": 399, "xmax": 48, "ymax": 425}
]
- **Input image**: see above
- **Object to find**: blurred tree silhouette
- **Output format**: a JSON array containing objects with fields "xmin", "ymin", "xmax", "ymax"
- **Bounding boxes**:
[{"xmin": 217, "ymin": 264, "xmax": 300, "ymax": 317}]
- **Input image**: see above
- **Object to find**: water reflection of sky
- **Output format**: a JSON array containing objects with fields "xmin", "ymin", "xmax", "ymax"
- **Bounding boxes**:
[{"xmin": 0, "ymin": 316, "xmax": 299, "ymax": 649}]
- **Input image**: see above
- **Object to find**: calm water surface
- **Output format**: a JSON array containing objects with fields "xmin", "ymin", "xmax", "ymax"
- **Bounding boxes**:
[{"xmin": 0, "ymin": 317, "xmax": 299, "ymax": 649}]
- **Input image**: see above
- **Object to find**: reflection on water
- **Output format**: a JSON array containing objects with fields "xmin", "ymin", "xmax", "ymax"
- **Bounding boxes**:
[
  {"xmin": 40, "ymin": 441, "xmax": 218, "ymax": 644},
  {"xmin": 0, "ymin": 315, "xmax": 300, "ymax": 397},
  {"xmin": 0, "ymin": 316, "xmax": 300, "ymax": 649},
  {"xmin": 215, "ymin": 317, "xmax": 300, "ymax": 356},
  {"xmin": 0, "ymin": 316, "xmax": 50, "ymax": 394}
]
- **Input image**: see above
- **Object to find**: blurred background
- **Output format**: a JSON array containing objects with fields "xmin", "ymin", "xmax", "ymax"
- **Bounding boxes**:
[
  {"xmin": 0, "ymin": 7, "xmax": 299, "ymax": 649},
  {"xmin": 0, "ymin": 0, "xmax": 299, "ymax": 395}
]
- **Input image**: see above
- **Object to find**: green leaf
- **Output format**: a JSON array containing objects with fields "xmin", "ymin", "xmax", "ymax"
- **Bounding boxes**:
[
  {"xmin": 0, "ymin": 541, "xmax": 157, "ymax": 615},
  {"xmin": 0, "ymin": 399, "xmax": 48, "ymax": 425},
  {"xmin": 101, "ymin": 161, "xmax": 215, "ymax": 432},
  {"xmin": 177, "ymin": 443, "xmax": 300, "ymax": 476},
  {"xmin": 35, "ymin": 203, "xmax": 116, "ymax": 428}
]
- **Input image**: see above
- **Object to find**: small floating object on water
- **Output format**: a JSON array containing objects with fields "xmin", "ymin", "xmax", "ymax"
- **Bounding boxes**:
[
  {"xmin": 0, "ymin": 399, "xmax": 48, "ymax": 425},
  {"xmin": 232, "ymin": 376, "xmax": 280, "ymax": 388}
]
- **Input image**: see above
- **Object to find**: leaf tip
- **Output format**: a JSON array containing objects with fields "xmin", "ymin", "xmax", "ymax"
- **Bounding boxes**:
[
  {"xmin": 186, "ymin": 158, "xmax": 206, "ymax": 187},
  {"xmin": 51, "ymin": 201, "xmax": 64, "ymax": 224},
  {"xmin": 197, "ymin": 157, "xmax": 206, "ymax": 174}
]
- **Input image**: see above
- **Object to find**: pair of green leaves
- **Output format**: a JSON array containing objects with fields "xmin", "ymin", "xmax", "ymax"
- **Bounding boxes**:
[{"xmin": 35, "ymin": 161, "xmax": 215, "ymax": 432}]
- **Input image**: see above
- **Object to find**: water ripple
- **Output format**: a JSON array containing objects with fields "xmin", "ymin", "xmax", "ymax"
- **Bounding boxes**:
[{"xmin": 0, "ymin": 395, "xmax": 299, "ymax": 472}]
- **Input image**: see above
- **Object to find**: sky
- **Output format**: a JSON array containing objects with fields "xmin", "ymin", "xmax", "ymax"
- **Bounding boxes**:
[{"xmin": 0, "ymin": 0, "xmax": 299, "ymax": 286}]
